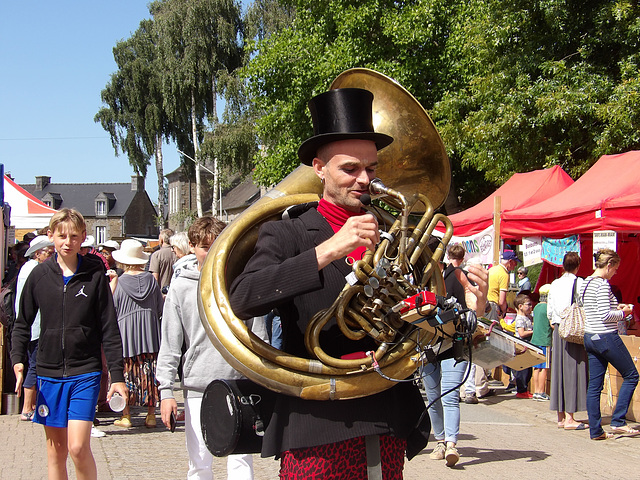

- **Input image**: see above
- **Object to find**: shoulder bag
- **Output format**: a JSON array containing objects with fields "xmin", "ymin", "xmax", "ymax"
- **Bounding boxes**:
[{"xmin": 558, "ymin": 278, "xmax": 591, "ymax": 344}]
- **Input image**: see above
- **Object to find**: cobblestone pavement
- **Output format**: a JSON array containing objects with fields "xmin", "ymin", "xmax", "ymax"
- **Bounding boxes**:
[{"xmin": 2, "ymin": 386, "xmax": 640, "ymax": 479}]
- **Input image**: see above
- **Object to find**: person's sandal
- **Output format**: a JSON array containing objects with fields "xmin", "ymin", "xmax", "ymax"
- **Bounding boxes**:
[
  {"xmin": 611, "ymin": 426, "xmax": 640, "ymax": 437},
  {"xmin": 20, "ymin": 411, "xmax": 34, "ymax": 421},
  {"xmin": 114, "ymin": 415, "xmax": 132, "ymax": 428},
  {"xmin": 145, "ymin": 413, "xmax": 157, "ymax": 428},
  {"xmin": 592, "ymin": 432, "xmax": 614, "ymax": 440}
]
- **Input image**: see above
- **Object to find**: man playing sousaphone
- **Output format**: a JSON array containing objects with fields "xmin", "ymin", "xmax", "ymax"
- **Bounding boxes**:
[{"xmin": 229, "ymin": 88, "xmax": 487, "ymax": 478}]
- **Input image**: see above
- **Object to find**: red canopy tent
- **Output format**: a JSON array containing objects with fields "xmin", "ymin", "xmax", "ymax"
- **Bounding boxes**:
[
  {"xmin": 447, "ymin": 165, "xmax": 574, "ymax": 237},
  {"xmin": 501, "ymin": 151, "xmax": 640, "ymax": 306},
  {"xmin": 501, "ymin": 151, "xmax": 640, "ymax": 237}
]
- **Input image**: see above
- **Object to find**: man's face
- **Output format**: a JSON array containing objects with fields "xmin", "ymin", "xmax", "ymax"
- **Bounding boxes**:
[
  {"xmin": 313, "ymin": 139, "xmax": 378, "ymax": 212},
  {"xmin": 48, "ymin": 224, "xmax": 85, "ymax": 260}
]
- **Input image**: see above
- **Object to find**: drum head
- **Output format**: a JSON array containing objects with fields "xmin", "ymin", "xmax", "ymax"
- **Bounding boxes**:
[
  {"xmin": 201, "ymin": 379, "xmax": 276, "ymax": 457},
  {"xmin": 201, "ymin": 380, "xmax": 242, "ymax": 456}
]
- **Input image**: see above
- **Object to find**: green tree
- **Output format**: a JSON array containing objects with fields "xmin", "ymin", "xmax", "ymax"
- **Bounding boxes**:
[
  {"xmin": 242, "ymin": 0, "xmax": 463, "ymax": 189},
  {"xmin": 434, "ymin": 0, "xmax": 640, "ymax": 185},
  {"xmin": 151, "ymin": 0, "xmax": 244, "ymax": 217},
  {"xmin": 95, "ymin": 19, "xmax": 171, "ymax": 219},
  {"xmin": 243, "ymin": 0, "xmax": 640, "ymax": 208}
]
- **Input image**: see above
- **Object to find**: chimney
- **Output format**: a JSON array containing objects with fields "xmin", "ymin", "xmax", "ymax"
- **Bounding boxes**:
[
  {"xmin": 35, "ymin": 176, "xmax": 51, "ymax": 191},
  {"xmin": 131, "ymin": 175, "xmax": 144, "ymax": 192}
]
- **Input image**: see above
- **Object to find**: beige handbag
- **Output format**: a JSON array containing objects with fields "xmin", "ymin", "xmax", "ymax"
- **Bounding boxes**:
[{"xmin": 558, "ymin": 278, "xmax": 591, "ymax": 344}]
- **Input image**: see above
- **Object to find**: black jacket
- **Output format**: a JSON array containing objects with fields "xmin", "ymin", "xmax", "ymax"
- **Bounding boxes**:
[
  {"xmin": 11, "ymin": 254, "xmax": 124, "ymax": 383},
  {"xmin": 230, "ymin": 207, "xmax": 428, "ymax": 459}
]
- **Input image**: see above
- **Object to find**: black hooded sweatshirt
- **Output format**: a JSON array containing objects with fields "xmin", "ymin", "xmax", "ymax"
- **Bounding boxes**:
[{"xmin": 11, "ymin": 253, "xmax": 124, "ymax": 383}]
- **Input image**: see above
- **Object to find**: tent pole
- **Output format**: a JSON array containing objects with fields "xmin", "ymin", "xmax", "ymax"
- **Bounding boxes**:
[{"xmin": 493, "ymin": 195, "xmax": 501, "ymax": 264}]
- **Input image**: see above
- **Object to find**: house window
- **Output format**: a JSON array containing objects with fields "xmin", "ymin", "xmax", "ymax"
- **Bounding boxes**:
[
  {"xmin": 96, "ymin": 226, "xmax": 106, "ymax": 245},
  {"xmin": 96, "ymin": 200, "xmax": 106, "ymax": 216},
  {"xmin": 44, "ymin": 200, "xmax": 52, "ymax": 207}
]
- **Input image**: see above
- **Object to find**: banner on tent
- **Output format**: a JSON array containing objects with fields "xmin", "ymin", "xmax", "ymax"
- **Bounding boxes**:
[
  {"xmin": 593, "ymin": 230, "xmax": 617, "ymax": 252},
  {"xmin": 541, "ymin": 235, "xmax": 580, "ymax": 267},
  {"xmin": 444, "ymin": 226, "xmax": 494, "ymax": 265},
  {"xmin": 521, "ymin": 236, "xmax": 542, "ymax": 267}
]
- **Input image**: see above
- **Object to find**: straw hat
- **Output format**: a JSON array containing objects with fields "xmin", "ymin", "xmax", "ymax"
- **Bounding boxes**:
[
  {"xmin": 112, "ymin": 239, "xmax": 149, "ymax": 265},
  {"xmin": 25, "ymin": 235, "xmax": 54, "ymax": 258}
]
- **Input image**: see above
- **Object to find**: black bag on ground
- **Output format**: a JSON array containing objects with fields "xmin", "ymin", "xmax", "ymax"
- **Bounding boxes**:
[{"xmin": 200, "ymin": 379, "xmax": 276, "ymax": 457}]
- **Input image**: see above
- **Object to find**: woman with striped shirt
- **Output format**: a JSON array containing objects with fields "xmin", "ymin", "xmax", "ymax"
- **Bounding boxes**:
[{"xmin": 580, "ymin": 248, "xmax": 638, "ymax": 440}]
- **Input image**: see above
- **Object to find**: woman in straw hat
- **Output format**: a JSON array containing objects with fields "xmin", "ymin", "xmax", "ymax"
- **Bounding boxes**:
[{"xmin": 111, "ymin": 239, "xmax": 164, "ymax": 428}]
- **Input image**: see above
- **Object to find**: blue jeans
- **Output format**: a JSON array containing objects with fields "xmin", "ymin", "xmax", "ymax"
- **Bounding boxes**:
[
  {"xmin": 422, "ymin": 358, "xmax": 468, "ymax": 444},
  {"xmin": 584, "ymin": 332, "xmax": 639, "ymax": 438}
]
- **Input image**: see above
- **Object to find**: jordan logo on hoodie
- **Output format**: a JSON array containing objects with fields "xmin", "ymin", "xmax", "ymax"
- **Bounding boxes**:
[{"xmin": 75, "ymin": 285, "xmax": 88, "ymax": 298}]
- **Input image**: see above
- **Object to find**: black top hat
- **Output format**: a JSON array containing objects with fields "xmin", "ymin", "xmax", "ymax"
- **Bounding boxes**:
[{"xmin": 297, "ymin": 88, "xmax": 393, "ymax": 165}]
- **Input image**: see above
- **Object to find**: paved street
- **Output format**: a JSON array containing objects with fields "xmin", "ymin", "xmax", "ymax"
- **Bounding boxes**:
[{"xmin": 2, "ymin": 386, "xmax": 640, "ymax": 479}]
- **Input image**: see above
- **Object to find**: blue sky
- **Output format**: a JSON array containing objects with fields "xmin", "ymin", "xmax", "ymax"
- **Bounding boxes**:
[{"xmin": 0, "ymin": 1, "xmax": 182, "ymax": 206}]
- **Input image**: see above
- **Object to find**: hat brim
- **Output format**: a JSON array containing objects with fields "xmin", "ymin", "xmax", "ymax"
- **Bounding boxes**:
[
  {"xmin": 298, "ymin": 132, "xmax": 393, "ymax": 166},
  {"xmin": 111, "ymin": 251, "xmax": 149, "ymax": 266},
  {"xmin": 25, "ymin": 241, "xmax": 54, "ymax": 258}
]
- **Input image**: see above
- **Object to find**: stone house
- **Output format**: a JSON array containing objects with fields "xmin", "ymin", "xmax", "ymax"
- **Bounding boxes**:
[
  {"xmin": 166, "ymin": 165, "xmax": 262, "ymax": 231},
  {"xmin": 21, "ymin": 175, "xmax": 158, "ymax": 243}
]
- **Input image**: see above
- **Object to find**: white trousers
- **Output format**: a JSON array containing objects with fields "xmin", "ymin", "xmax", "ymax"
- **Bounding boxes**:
[{"xmin": 185, "ymin": 395, "xmax": 254, "ymax": 480}]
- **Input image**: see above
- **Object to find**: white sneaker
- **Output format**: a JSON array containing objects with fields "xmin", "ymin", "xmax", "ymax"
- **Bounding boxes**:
[
  {"xmin": 91, "ymin": 426, "xmax": 106, "ymax": 438},
  {"xmin": 445, "ymin": 445, "xmax": 460, "ymax": 467},
  {"xmin": 429, "ymin": 442, "xmax": 446, "ymax": 460}
]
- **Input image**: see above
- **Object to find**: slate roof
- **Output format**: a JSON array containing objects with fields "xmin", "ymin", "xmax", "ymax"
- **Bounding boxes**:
[
  {"xmin": 221, "ymin": 177, "xmax": 261, "ymax": 211},
  {"xmin": 22, "ymin": 182, "xmax": 140, "ymax": 218}
]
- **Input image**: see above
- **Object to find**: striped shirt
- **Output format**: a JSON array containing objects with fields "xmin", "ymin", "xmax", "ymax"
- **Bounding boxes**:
[{"xmin": 579, "ymin": 276, "xmax": 624, "ymax": 334}]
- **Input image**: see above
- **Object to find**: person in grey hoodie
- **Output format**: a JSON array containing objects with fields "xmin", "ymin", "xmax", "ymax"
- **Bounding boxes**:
[
  {"xmin": 157, "ymin": 217, "xmax": 264, "ymax": 480},
  {"xmin": 111, "ymin": 239, "xmax": 164, "ymax": 429}
]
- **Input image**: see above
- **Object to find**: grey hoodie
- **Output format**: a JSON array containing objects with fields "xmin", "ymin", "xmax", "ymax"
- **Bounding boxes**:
[{"xmin": 156, "ymin": 256, "xmax": 266, "ymax": 399}]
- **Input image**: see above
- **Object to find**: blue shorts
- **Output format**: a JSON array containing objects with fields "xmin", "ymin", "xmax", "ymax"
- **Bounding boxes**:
[
  {"xmin": 534, "ymin": 346, "xmax": 550, "ymax": 369},
  {"xmin": 23, "ymin": 340, "xmax": 39, "ymax": 389},
  {"xmin": 35, "ymin": 372, "xmax": 101, "ymax": 427}
]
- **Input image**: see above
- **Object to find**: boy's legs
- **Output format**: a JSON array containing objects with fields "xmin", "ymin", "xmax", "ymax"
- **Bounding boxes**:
[
  {"xmin": 67, "ymin": 420, "xmax": 97, "ymax": 480},
  {"xmin": 185, "ymin": 394, "xmax": 254, "ymax": 480},
  {"xmin": 185, "ymin": 394, "xmax": 214, "ymax": 479},
  {"xmin": 44, "ymin": 426, "xmax": 69, "ymax": 480}
]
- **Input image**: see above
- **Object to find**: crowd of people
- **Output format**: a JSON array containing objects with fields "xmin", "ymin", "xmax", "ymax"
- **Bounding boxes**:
[{"xmin": 4, "ymin": 84, "xmax": 640, "ymax": 480}]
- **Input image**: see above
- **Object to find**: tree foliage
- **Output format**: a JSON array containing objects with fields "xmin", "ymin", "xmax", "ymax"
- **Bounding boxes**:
[
  {"xmin": 94, "ymin": 19, "xmax": 171, "ymax": 217},
  {"xmin": 243, "ymin": 0, "xmax": 640, "ymax": 208},
  {"xmin": 435, "ymin": 0, "xmax": 640, "ymax": 186}
]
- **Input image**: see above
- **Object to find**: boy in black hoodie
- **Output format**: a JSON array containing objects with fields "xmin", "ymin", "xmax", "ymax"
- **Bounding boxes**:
[{"xmin": 11, "ymin": 208, "xmax": 127, "ymax": 480}]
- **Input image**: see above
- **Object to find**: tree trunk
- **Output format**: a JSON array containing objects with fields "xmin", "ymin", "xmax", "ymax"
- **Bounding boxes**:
[
  {"xmin": 210, "ymin": 77, "xmax": 219, "ymax": 216},
  {"xmin": 154, "ymin": 133, "xmax": 166, "ymax": 224},
  {"xmin": 192, "ymin": 89, "xmax": 203, "ymax": 217}
]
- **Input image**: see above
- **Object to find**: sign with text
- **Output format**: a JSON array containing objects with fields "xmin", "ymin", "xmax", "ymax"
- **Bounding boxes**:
[
  {"xmin": 593, "ymin": 230, "xmax": 617, "ymax": 253},
  {"xmin": 521, "ymin": 236, "xmax": 542, "ymax": 267},
  {"xmin": 445, "ymin": 226, "xmax": 495, "ymax": 266}
]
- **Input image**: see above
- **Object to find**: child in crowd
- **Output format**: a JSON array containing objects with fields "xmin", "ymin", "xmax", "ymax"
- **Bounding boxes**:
[
  {"xmin": 156, "ymin": 217, "xmax": 258, "ymax": 480},
  {"xmin": 531, "ymin": 285, "xmax": 552, "ymax": 401},
  {"xmin": 514, "ymin": 293, "xmax": 534, "ymax": 399},
  {"xmin": 11, "ymin": 208, "xmax": 127, "ymax": 480}
]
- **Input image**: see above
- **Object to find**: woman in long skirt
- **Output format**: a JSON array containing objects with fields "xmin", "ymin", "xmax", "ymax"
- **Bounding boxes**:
[
  {"xmin": 111, "ymin": 240, "xmax": 164, "ymax": 428},
  {"xmin": 547, "ymin": 252, "xmax": 589, "ymax": 430}
]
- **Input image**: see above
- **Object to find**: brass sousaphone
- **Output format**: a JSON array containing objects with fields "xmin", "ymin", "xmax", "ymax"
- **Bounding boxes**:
[{"xmin": 198, "ymin": 68, "xmax": 453, "ymax": 401}]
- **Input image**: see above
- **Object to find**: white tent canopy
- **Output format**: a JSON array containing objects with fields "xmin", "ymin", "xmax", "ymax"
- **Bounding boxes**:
[{"xmin": 3, "ymin": 175, "xmax": 57, "ymax": 229}]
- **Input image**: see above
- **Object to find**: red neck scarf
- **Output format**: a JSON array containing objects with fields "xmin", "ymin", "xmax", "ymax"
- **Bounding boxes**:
[{"xmin": 317, "ymin": 198, "xmax": 367, "ymax": 263}]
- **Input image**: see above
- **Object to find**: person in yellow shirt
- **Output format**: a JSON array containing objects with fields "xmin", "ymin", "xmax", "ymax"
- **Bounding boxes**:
[{"xmin": 487, "ymin": 250, "xmax": 519, "ymax": 320}]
